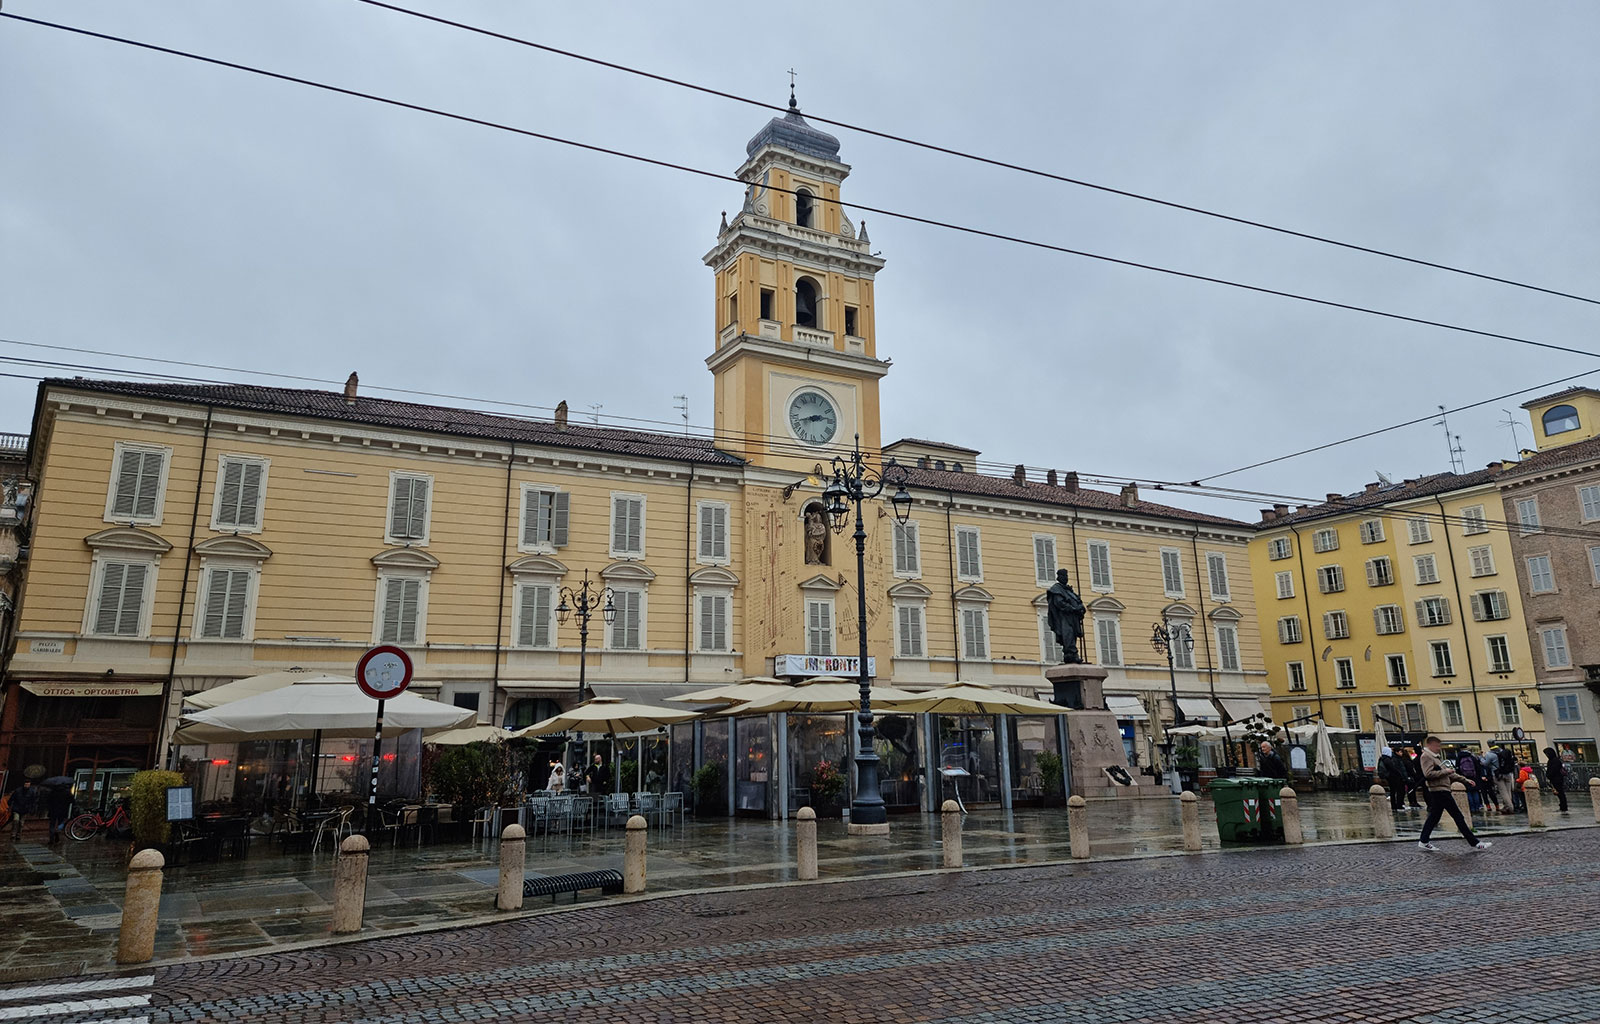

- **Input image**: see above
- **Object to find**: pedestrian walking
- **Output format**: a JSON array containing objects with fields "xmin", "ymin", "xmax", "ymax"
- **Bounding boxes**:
[
  {"xmin": 1544, "ymin": 747, "xmax": 1569, "ymax": 813},
  {"xmin": 1403, "ymin": 749, "xmax": 1424, "ymax": 810},
  {"xmin": 1418, "ymin": 735, "xmax": 1491, "ymax": 851},
  {"xmin": 1377, "ymin": 746, "xmax": 1406, "ymax": 812},
  {"xmin": 1256, "ymin": 740, "xmax": 1286, "ymax": 779},
  {"xmin": 585, "ymin": 753, "xmax": 608, "ymax": 797},
  {"xmin": 1495, "ymin": 747, "xmax": 1518, "ymax": 812},
  {"xmin": 546, "ymin": 760, "xmax": 566, "ymax": 794},
  {"xmin": 7, "ymin": 779, "xmax": 40, "ymax": 841},
  {"xmin": 1456, "ymin": 748, "xmax": 1482, "ymax": 813},
  {"xmin": 1479, "ymin": 747, "xmax": 1502, "ymax": 814},
  {"xmin": 43, "ymin": 782, "xmax": 74, "ymax": 847}
]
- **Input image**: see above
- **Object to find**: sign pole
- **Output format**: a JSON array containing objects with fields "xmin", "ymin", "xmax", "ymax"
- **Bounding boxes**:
[
  {"xmin": 367, "ymin": 698, "xmax": 386, "ymax": 835},
  {"xmin": 355, "ymin": 644, "xmax": 414, "ymax": 838}
]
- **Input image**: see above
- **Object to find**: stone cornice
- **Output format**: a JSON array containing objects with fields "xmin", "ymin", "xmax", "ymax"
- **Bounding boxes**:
[{"xmin": 705, "ymin": 335, "xmax": 890, "ymax": 381}]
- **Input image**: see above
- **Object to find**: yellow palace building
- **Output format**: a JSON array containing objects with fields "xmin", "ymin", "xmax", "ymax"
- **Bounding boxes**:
[{"xmin": 0, "ymin": 99, "xmax": 1267, "ymax": 814}]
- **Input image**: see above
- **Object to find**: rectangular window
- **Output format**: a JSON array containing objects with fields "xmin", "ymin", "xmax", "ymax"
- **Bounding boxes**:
[
  {"xmin": 898, "ymin": 604, "xmax": 926, "ymax": 658},
  {"xmin": 1277, "ymin": 617, "xmax": 1302, "ymax": 644},
  {"xmin": 1324, "ymin": 610, "xmax": 1350, "ymax": 640},
  {"xmin": 106, "ymin": 443, "xmax": 170, "ymax": 524},
  {"xmin": 1485, "ymin": 635, "xmax": 1512, "ymax": 673},
  {"xmin": 697, "ymin": 593, "xmax": 729, "ymax": 653},
  {"xmin": 1039, "ymin": 612, "xmax": 1065, "ymax": 663},
  {"xmin": 1094, "ymin": 617, "xmax": 1122, "ymax": 667},
  {"xmin": 1275, "ymin": 571, "xmax": 1294, "ymax": 600},
  {"xmin": 1365, "ymin": 557, "xmax": 1394, "ymax": 587},
  {"xmin": 610, "ymin": 493, "xmax": 646, "ymax": 558},
  {"xmin": 1371, "ymin": 703, "xmax": 1396, "ymax": 730},
  {"xmin": 1034, "ymin": 534, "xmax": 1059, "ymax": 585},
  {"xmin": 1291, "ymin": 704, "xmax": 1312, "ymax": 722},
  {"xmin": 1266, "ymin": 537, "xmax": 1292, "ymax": 561},
  {"xmin": 805, "ymin": 599, "xmax": 834, "ymax": 657},
  {"xmin": 1589, "ymin": 545, "xmax": 1600, "ymax": 585},
  {"xmin": 1460, "ymin": 505, "xmax": 1488, "ymax": 534},
  {"xmin": 1471, "ymin": 590, "xmax": 1510, "ymax": 621},
  {"xmin": 1160, "ymin": 548, "xmax": 1185, "ymax": 597},
  {"xmin": 377, "ymin": 577, "xmax": 423, "ymax": 644},
  {"xmin": 1516, "ymin": 497, "xmax": 1541, "ymax": 532},
  {"xmin": 1341, "ymin": 704, "xmax": 1361, "ymax": 730},
  {"xmin": 90, "ymin": 560, "xmax": 150, "ymax": 637},
  {"xmin": 1497, "ymin": 696, "xmax": 1521, "ymax": 727},
  {"xmin": 1171, "ymin": 625, "xmax": 1194, "ymax": 670},
  {"xmin": 1414, "ymin": 554, "xmax": 1439, "ymax": 584},
  {"xmin": 894, "ymin": 521, "xmax": 922, "ymax": 577},
  {"xmin": 609, "ymin": 589, "xmax": 645, "ymax": 650},
  {"xmin": 1407, "ymin": 518, "xmax": 1432, "ymax": 544},
  {"xmin": 1581, "ymin": 485, "xmax": 1600, "ymax": 522},
  {"xmin": 1317, "ymin": 565, "xmax": 1345, "ymax": 594},
  {"xmin": 1359, "ymin": 519, "xmax": 1385, "ymax": 544},
  {"xmin": 1373, "ymin": 605, "xmax": 1405, "ymax": 635},
  {"xmin": 955, "ymin": 526, "xmax": 983, "ymax": 582},
  {"xmin": 1441, "ymin": 699, "xmax": 1464, "ymax": 729},
  {"xmin": 197, "ymin": 566, "xmax": 253, "ymax": 640},
  {"xmin": 1527, "ymin": 555, "xmax": 1556, "ymax": 593},
  {"xmin": 1402, "ymin": 702, "xmax": 1426, "ymax": 732},
  {"xmin": 387, "ymin": 473, "xmax": 432, "ymax": 544},
  {"xmin": 1334, "ymin": 658, "xmax": 1356, "ymax": 689},
  {"xmin": 1087, "ymin": 540, "xmax": 1113, "ymax": 591},
  {"xmin": 1430, "ymin": 640, "xmax": 1454, "ymax": 677},
  {"xmin": 521, "ymin": 487, "xmax": 570, "ymax": 551},
  {"xmin": 1312, "ymin": 528, "xmax": 1339, "ymax": 553},
  {"xmin": 1287, "ymin": 662, "xmax": 1306, "ymax": 691},
  {"xmin": 1541, "ymin": 626, "xmax": 1571, "ymax": 668},
  {"xmin": 1385, "ymin": 653, "xmax": 1409, "ymax": 687},
  {"xmin": 1206, "ymin": 552, "xmax": 1231, "ymax": 600},
  {"xmin": 697, "ymin": 502, "xmax": 729, "ymax": 563},
  {"xmin": 1468, "ymin": 546, "xmax": 1495, "ymax": 577},
  {"xmin": 212, "ymin": 455, "xmax": 268, "ymax": 532},
  {"xmin": 1415, "ymin": 596, "xmax": 1452, "ymax": 627},
  {"xmin": 759, "ymin": 288, "xmax": 774, "ymax": 320},
  {"xmin": 515, "ymin": 582, "xmax": 555, "ymax": 649},
  {"xmin": 844, "ymin": 306, "xmax": 858, "ymax": 336},
  {"xmin": 961, "ymin": 607, "xmax": 989, "ymax": 660},
  {"xmin": 1554, "ymin": 693, "xmax": 1583, "ymax": 723},
  {"xmin": 1216, "ymin": 624, "xmax": 1241, "ymax": 672}
]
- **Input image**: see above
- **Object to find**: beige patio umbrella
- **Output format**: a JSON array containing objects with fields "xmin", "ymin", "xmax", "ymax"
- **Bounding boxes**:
[
  {"xmin": 892, "ymin": 681, "xmax": 1069, "ymax": 716},
  {"xmin": 521, "ymin": 696, "xmax": 702, "ymax": 736},
  {"xmin": 171, "ymin": 683, "xmax": 475, "ymax": 743},
  {"xmin": 1313, "ymin": 717, "xmax": 1343, "ymax": 776},
  {"xmin": 665, "ymin": 676, "xmax": 798, "ymax": 706},
  {"xmin": 425, "ymin": 723, "xmax": 527, "ymax": 746},
  {"xmin": 727, "ymin": 677, "xmax": 921, "ymax": 715},
  {"xmin": 182, "ymin": 670, "xmax": 347, "ymax": 710}
]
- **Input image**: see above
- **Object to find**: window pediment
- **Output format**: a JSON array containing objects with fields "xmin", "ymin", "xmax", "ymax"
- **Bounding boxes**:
[
  {"xmin": 371, "ymin": 547, "xmax": 441, "ymax": 571},
  {"xmin": 1087, "ymin": 596, "xmax": 1126, "ymax": 614},
  {"xmin": 689, "ymin": 566, "xmax": 739, "ymax": 587},
  {"xmin": 888, "ymin": 580, "xmax": 933, "ymax": 599},
  {"xmin": 1208, "ymin": 605, "xmax": 1243, "ymax": 622},
  {"xmin": 507, "ymin": 554, "xmax": 569, "ymax": 577},
  {"xmin": 84, "ymin": 526, "xmax": 173, "ymax": 555},
  {"xmin": 602, "ymin": 560, "xmax": 657, "ymax": 583},
  {"xmin": 953, "ymin": 585, "xmax": 993, "ymax": 604},
  {"xmin": 798, "ymin": 573, "xmax": 843, "ymax": 592},
  {"xmin": 194, "ymin": 536, "xmax": 273, "ymax": 562},
  {"xmin": 1162, "ymin": 602, "xmax": 1197, "ymax": 619}
]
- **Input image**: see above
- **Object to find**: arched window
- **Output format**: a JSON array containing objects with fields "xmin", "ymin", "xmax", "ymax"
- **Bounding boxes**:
[
  {"xmin": 1543, "ymin": 404, "xmax": 1581, "ymax": 436},
  {"xmin": 794, "ymin": 277, "xmax": 819, "ymax": 328},
  {"xmin": 795, "ymin": 188, "xmax": 814, "ymax": 228}
]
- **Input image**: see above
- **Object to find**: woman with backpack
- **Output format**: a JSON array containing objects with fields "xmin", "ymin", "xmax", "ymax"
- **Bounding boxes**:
[{"xmin": 1456, "ymin": 748, "xmax": 1482, "ymax": 813}]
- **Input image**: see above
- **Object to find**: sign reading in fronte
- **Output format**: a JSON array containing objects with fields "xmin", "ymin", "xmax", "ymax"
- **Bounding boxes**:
[
  {"xmin": 774, "ymin": 655, "xmax": 877, "ymax": 678},
  {"xmin": 20, "ymin": 681, "xmax": 164, "ymax": 698}
]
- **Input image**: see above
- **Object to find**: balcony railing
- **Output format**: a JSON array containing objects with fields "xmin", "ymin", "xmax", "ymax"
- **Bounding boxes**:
[{"xmin": 0, "ymin": 433, "xmax": 26, "ymax": 453}]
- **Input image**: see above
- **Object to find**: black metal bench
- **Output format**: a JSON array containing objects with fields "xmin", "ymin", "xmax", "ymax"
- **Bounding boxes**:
[{"xmin": 522, "ymin": 869, "xmax": 624, "ymax": 903}]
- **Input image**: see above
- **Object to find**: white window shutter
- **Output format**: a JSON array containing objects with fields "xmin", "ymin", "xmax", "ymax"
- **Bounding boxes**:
[
  {"xmin": 407, "ymin": 480, "xmax": 428, "ymax": 540},
  {"xmin": 1162, "ymin": 551, "xmax": 1183, "ymax": 594},
  {"xmin": 237, "ymin": 461, "xmax": 263, "ymax": 527},
  {"xmin": 133, "ymin": 451, "xmax": 162, "ymax": 519},
  {"xmin": 523, "ymin": 490, "xmax": 543, "ymax": 547},
  {"xmin": 115, "ymin": 563, "xmax": 147, "ymax": 635},
  {"xmin": 1035, "ymin": 536, "xmax": 1056, "ymax": 582},
  {"xmin": 1366, "ymin": 561, "xmax": 1379, "ymax": 587},
  {"xmin": 714, "ymin": 506, "xmax": 727, "ymax": 560},
  {"xmin": 699, "ymin": 506, "xmax": 715, "ymax": 559},
  {"xmin": 1208, "ymin": 553, "xmax": 1230, "ymax": 599},
  {"xmin": 516, "ymin": 585, "xmax": 537, "ymax": 647},
  {"xmin": 699, "ymin": 594, "xmax": 716, "ymax": 650},
  {"xmin": 95, "ymin": 563, "xmax": 127, "ymax": 634},
  {"xmin": 612, "ymin": 497, "xmax": 628, "ymax": 553},
  {"xmin": 222, "ymin": 569, "xmax": 250, "ymax": 638},
  {"xmin": 202, "ymin": 569, "xmax": 229, "ymax": 638},
  {"xmin": 216, "ymin": 459, "xmax": 244, "ymax": 526},
  {"xmin": 112, "ymin": 453, "xmax": 142, "ymax": 517}
]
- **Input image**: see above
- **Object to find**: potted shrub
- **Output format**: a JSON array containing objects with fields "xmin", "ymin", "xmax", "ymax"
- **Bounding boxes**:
[
  {"xmin": 128, "ymin": 769, "xmax": 185, "ymax": 852},
  {"xmin": 1037, "ymin": 752, "xmax": 1065, "ymax": 806},
  {"xmin": 690, "ymin": 762, "xmax": 723, "ymax": 814},
  {"xmin": 1174, "ymin": 747, "xmax": 1201, "ymax": 791},
  {"xmin": 811, "ymin": 759, "xmax": 847, "ymax": 815}
]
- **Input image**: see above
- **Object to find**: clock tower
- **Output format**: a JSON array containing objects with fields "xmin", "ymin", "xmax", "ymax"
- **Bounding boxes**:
[{"xmin": 704, "ymin": 93, "xmax": 889, "ymax": 471}]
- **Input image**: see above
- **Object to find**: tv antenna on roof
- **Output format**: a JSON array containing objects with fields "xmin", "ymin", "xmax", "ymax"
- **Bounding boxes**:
[
  {"xmin": 587, "ymin": 403, "xmax": 603, "ymax": 425},
  {"xmin": 1433, "ymin": 405, "xmax": 1466, "ymax": 474},
  {"xmin": 673, "ymin": 394, "xmax": 689, "ymax": 435},
  {"xmin": 1499, "ymin": 409, "xmax": 1526, "ymax": 458},
  {"xmin": 1375, "ymin": 470, "xmax": 1394, "ymax": 488}
]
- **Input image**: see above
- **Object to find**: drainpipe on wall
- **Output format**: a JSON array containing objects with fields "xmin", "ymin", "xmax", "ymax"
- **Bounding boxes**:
[
  {"xmin": 1435, "ymin": 496, "xmax": 1485, "ymax": 732},
  {"xmin": 1189, "ymin": 529, "xmax": 1224, "ymax": 765},
  {"xmin": 160, "ymin": 405, "xmax": 213, "ymax": 766},
  {"xmin": 1287, "ymin": 523, "xmax": 1326, "ymax": 719},
  {"xmin": 945, "ymin": 489, "xmax": 960, "ymax": 680},
  {"xmin": 490, "ymin": 443, "xmax": 514, "ymax": 729}
]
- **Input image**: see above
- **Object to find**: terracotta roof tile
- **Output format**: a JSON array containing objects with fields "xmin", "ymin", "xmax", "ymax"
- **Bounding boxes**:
[
  {"xmin": 1256, "ymin": 468, "xmax": 1499, "ymax": 528},
  {"xmin": 1497, "ymin": 434, "xmax": 1600, "ymax": 480},
  {"xmin": 898, "ymin": 465, "xmax": 1251, "ymax": 528}
]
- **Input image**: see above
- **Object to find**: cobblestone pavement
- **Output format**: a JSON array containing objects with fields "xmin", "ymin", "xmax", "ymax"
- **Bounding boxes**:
[{"xmin": 6, "ymin": 829, "xmax": 1596, "ymax": 1023}]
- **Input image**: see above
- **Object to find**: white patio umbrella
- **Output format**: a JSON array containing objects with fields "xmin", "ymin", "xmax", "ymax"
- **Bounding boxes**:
[
  {"xmin": 170, "ymin": 683, "xmax": 475, "ymax": 744},
  {"xmin": 182, "ymin": 670, "xmax": 346, "ymax": 710},
  {"xmin": 1372, "ymin": 716, "xmax": 1390, "ymax": 764},
  {"xmin": 726, "ymin": 678, "xmax": 922, "ymax": 715},
  {"xmin": 665, "ymin": 676, "xmax": 798, "ymax": 707},
  {"xmin": 893, "ymin": 681, "xmax": 1069, "ymax": 716},
  {"xmin": 1313, "ymin": 718, "xmax": 1342, "ymax": 776},
  {"xmin": 521, "ymin": 696, "xmax": 701, "ymax": 737},
  {"xmin": 425, "ymin": 724, "xmax": 527, "ymax": 746}
]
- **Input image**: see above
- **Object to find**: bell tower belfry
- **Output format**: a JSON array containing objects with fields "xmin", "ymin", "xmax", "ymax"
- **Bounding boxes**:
[{"xmin": 704, "ymin": 91, "xmax": 889, "ymax": 471}]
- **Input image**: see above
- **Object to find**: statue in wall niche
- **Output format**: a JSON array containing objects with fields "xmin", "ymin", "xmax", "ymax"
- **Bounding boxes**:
[
  {"xmin": 1045, "ymin": 569, "xmax": 1087, "ymax": 664},
  {"xmin": 804, "ymin": 507, "xmax": 827, "ymax": 565}
]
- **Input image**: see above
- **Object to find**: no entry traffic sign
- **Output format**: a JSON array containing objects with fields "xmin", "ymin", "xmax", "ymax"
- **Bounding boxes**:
[{"xmin": 356, "ymin": 644, "xmax": 413, "ymax": 701}]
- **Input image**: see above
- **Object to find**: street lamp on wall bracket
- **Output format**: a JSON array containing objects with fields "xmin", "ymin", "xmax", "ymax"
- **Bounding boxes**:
[{"xmin": 555, "ymin": 569, "xmax": 615, "ymax": 705}]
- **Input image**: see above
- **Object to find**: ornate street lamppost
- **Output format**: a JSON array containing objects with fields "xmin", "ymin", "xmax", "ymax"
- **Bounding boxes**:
[
  {"xmin": 821, "ymin": 434, "xmax": 912, "ymax": 830},
  {"xmin": 556, "ymin": 569, "xmax": 615, "ymax": 705},
  {"xmin": 1151, "ymin": 618, "xmax": 1193, "ymax": 794}
]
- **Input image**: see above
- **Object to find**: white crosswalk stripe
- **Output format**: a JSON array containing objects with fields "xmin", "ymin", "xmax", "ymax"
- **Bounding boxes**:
[{"xmin": 0, "ymin": 974, "xmax": 154, "ymax": 1021}]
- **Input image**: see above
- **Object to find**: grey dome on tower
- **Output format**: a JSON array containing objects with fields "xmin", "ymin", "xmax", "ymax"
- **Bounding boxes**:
[{"xmin": 745, "ymin": 95, "xmax": 842, "ymax": 162}]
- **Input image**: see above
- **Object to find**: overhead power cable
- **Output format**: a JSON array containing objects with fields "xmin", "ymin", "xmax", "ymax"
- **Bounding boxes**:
[
  {"xmin": 351, "ymin": 0, "xmax": 1600, "ymax": 309},
  {"xmin": 9, "ymin": 13, "xmax": 1600, "ymax": 366}
]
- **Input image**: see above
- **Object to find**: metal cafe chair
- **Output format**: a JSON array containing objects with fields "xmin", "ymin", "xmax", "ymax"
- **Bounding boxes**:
[
  {"xmin": 544, "ymin": 796, "xmax": 574, "ymax": 849},
  {"xmin": 660, "ymin": 791, "xmax": 685, "ymax": 829},
  {"xmin": 604, "ymin": 792, "xmax": 632, "ymax": 827},
  {"xmin": 635, "ymin": 792, "xmax": 661, "ymax": 829}
]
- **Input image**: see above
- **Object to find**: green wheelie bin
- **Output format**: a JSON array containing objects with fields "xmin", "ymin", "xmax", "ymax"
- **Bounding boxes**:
[
  {"xmin": 1207, "ymin": 778, "xmax": 1257, "ymax": 842},
  {"xmin": 1252, "ymin": 777, "xmax": 1287, "ymax": 843}
]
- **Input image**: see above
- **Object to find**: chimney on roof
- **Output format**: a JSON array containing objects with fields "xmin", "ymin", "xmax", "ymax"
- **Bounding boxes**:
[
  {"xmin": 1012, "ymin": 464, "xmax": 1027, "ymax": 485},
  {"xmin": 1365, "ymin": 482, "xmax": 1381, "ymax": 494},
  {"xmin": 1064, "ymin": 471, "xmax": 1079, "ymax": 493},
  {"xmin": 343, "ymin": 372, "xmax": 358, "ymax": 405},
  {"xmin": 1297, "ymin": 504, "xmax": 1311, "ymax": 512},
  {"xmin": 1274, "ymin": 503, "xmax": 1289, "ymax": 515},
  {"xmin": 1121, "ymin": 483, "xmax": 1139, "ymax": 508},
  {"xmin": 554, "ymin": 401, "xmax": 568, "ymax": 430},
  {"xmin": 1047, "ymin": 469, "xmax": 1058, "ymax": 487},
  {"xmin": 1261, "ymin": 509, "xmax": 1278, "ymax": 522},
  {"xmin": 1486, "ymin": 461, "xmax": 1503, "ymax": 471},
  {"xmin": 1326, "ymin": 493, "xmax": 1341, "ymax": 503}
]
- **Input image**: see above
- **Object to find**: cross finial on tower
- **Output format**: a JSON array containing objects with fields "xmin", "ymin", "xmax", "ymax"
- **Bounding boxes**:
[{"xmin": 788, "ymin": 68, "xmax": 798, "ymax": 110}]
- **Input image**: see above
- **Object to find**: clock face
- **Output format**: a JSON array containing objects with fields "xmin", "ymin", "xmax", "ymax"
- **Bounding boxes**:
[{"xmin": 788, "ymin": 389, "xmax": 839, "ymax": 445}]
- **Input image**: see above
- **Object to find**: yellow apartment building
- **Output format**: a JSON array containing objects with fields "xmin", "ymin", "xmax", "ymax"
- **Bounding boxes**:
[
  {"xmin": 0, "ymin": 99, "xmax": 1266, "ymax": 812},
  {"xmin": 1251, "ymin": 470, "xmax": 1545, "ymax": 761}
]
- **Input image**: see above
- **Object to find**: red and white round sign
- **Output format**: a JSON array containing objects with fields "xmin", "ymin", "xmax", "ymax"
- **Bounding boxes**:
[{"xmin": 356, "ymin": 644, "xmax": 414, "ymax": 700}]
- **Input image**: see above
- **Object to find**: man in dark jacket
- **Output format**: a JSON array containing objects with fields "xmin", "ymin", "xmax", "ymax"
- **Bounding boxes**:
[
  {"xmin": 1544, "ymin": 747, "xmax": 1569, "ymax": 812},
  {"xmin": 7, "ymin": 780, "xmax": 40, "ymax": 841},
  {"xmin": 1403, "ymin": 749, "xmax": 1424, "ymax": 810},
  {"xmin": 1377, "ymin": 747, "xmax": 1406, "ymax": 812},
  {"xmin": 1256, "ymin": 741, "xmax": 1286, "ymax": 779},
  {"xmin": 43, "ymin": 783, "xmax": 75, "ymax": 847}
]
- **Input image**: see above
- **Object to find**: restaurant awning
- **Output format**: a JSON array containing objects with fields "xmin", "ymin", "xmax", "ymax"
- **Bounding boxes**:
[
  {"xmin": 1177, "ymin": 697, "xmax": 1221, "ymax": 722},
  {"xmin": 1106, "ymin": 695, "xmax": 1150, "ymax": 721},
  {"xmin": 1219, "ymin": 697, "xmax": 1266, "ymax": 722}
]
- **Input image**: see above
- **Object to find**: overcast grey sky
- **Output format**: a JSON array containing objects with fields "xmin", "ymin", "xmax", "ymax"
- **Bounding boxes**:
[{"xmin": 4, "ymin": 2, "xmax": 1599, "ymax": 520}]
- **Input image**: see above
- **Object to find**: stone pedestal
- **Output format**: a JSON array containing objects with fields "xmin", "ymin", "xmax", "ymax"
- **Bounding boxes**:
[
  {"xmin": 1046, "ymin": 663, "xmax": 1106, "ymax": 711},
  {"xmin": 1047, "ymin": 664, "xmax": 1138, "ymax": 799}
]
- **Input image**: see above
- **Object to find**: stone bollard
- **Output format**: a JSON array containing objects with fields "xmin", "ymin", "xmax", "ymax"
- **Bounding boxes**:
[
  {"xmin": 1068, "ymin": 796, "xmax": 1090, "ymax": 860},
  {"xmin": 1591, "ymin": 778, "xmax": 1599, "ymax": 824},
  {"xmin": 1279, "ymin": 787, "xmax": 1304, "ymax": 846},
  {"xmin": 1451, "ymin": 781, "xmax": 1471, "ymax": 822},
  {"xmin": 331, "ymin": 835, "xmax": 370, "ymax": 935},
  {"xmin": 497, "ymin": 824, "xmax": 526, "ymax": 910},
  {"xmin": 623, "ymin": 815, "xmax": 648, "ymax": 894},
  {"xmin": 1180, "ymin": 791, "xmax": 1202, "ymax": 852},
  {"xmin": 940, "ymin": 800, "xmax": 962, "ymax": 869},
  {"xmin": 797, "ymin": 807, "xmax": 818, "ymax": 880},
  {"xmin": 1369, "ymin": 785, "xmax": 1396, "ymax": 839},
  {"xmin": 116, "ymin": 849, "xmax": 164, "ymax": 965},
  {"xmin": 1525, "ymin": 779, "xmax": 1546, "ymax": 828}
]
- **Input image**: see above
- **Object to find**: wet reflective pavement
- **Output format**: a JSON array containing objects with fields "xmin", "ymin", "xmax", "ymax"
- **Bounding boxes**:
[{"xmin": 2, "ymin": 789, "xmax": 1592, "ymax": 976}]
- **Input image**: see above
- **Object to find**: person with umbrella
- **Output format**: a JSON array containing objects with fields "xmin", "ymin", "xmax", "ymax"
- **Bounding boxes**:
[
  {"xmin": 6, "ymin": 778, "xmax": 40, "ymax": 841},
  {"xmin": 39, "ymin": 777, "xmax": 75, "ymax": 847}
]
